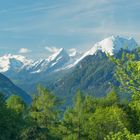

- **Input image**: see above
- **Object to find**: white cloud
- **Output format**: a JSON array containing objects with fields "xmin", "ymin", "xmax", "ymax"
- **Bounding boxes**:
[
  {"xmin": 45, "ymin": 46, "xmax": 60, "ymax": 53},
  {"xmin": 68, "ymin": 48, "xmax": 77, "ymax": 56},
  {"xmin": 19, "ymin": 48, "xmax": 31, "ymax": 54},
  {"xmin": 68, "ymin": 48, "xmax": 76, "ymax": 53}
]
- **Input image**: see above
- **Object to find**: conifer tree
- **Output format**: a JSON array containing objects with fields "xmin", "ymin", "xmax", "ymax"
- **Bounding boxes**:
[{"xmin": 21, "ymin": 85, "xmax": 61, "ymax": 140}]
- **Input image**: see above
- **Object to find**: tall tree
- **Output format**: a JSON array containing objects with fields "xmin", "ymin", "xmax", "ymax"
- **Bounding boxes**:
[
  {"xmin": 21, "ymin": 85, "xmax": 61, "ymax": 140},
  {"xmin": 0, "ymin": 93, "xmax": 25, "ymax": 140},
  {"xmin": 60, "ymin": 91, "xmax": 88, "ymax": 140},
  {"xmin": 110, "ymin": 50, "xmax": 140, "ymax": 100},
  {"xmin": 110, "ymin": 50, "xmax": 140, "ymax": 133}
]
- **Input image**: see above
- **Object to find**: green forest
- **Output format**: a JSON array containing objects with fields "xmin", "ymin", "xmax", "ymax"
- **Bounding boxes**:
[{"xmin": 1, "ymin": 51, "xmax": 140, "ymax": 140}]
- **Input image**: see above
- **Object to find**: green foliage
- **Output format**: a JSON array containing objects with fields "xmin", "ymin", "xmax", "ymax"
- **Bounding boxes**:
[
  {"xmin": 0, "ymin": 83, "xmax": 140, "ymax": 140},
  {"xmin": 59, "ymin": 91, "xmax": 87, "ymax": 140},
  {"xmin": 105, "ymin": 128, "xmax": 140, "ymax": 140},
  {"xmin": 110, "ymin": 49, "xmax": 140, "ymax": 133},
  {"xmin": 59, "ymin": 90, "xmax": 129, "ymax": 140},
  {"xmin": 88, "ymin": 106, "xmax": 129, "ymax": 140},
  {"xmin": 0, "ymin": 93, "xmax": 25, "ymax": 140},
  {"xmin": 110, "ymin": 50, "xmax": 140, "ymax": 100},
  {"xmin": 96, "ymin": 89, "xmax": 120, "ymax": 107},
  {"xmin": 21, "ymin": 85, "xmax": 61, "ymax": 140},
  {"xmin": 6, "ymin": 95, "xmax": 26, "ymax": 114}
]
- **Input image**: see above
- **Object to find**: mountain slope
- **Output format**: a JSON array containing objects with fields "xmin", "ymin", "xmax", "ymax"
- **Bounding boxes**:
[
  {"xmin": 0, "ymin": 73, "xmax": 31, "ymax": 104},
  {"xmin": 42, "ymin": 48, "xmax": 70, "ymax": 73},
  {"xmin": 47, "ymin": 48, "xmax": 140, "ymax": 107},
  {"xmin": 48, "ymin": 52, "xmax": 114, "ymax": 98}
]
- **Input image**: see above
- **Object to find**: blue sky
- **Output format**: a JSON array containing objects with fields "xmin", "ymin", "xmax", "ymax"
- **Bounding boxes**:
[{"xmin": 0, "ymin": 0, "xmax": 140, "ymax": 59}]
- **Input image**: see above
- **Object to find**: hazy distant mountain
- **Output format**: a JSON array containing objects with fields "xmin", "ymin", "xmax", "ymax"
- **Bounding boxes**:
[
  {"xmin": 0, "ymin": 73, "xmax": 31, "ymax": 104},
  {"xmin": 27, "ymin": 48, "xmax": 70, "ymax": 74},
  {"xmin": 0, "ymin": 48, "xmax": 73, "ymax": 75},
  {"xmin": 0, "ymin": 54, "xmax": 32, "ymax": 73}
]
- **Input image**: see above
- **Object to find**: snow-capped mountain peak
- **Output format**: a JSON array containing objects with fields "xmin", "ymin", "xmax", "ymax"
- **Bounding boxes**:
[
  {"xmin": 72, "ymin": 36, "xmax": 137, "ymax": 65},
  {"xmin": 46, "ymin": 48, "xmax": 70, "ymax": 69},
  {"xmin": 85, "ymin": 35, "xmax": 137, "ymax": 56},
  {"xmin": 0, "ymin": 36, "xmax": 138, "ymax": 74},
  {"xmin": 95, "ymin": 36, "xmax": 137, "ymax": 55},
  {"xmin": 26, "ymin": 48, "xmax": 70, "ymax": 74},
  {"xmin": 48, "ymin": 48, "xmax": 64, "ymax": 61},
  {"xmin": 0, "ymin": 54, "xmax": 32, "ymax": 72}
]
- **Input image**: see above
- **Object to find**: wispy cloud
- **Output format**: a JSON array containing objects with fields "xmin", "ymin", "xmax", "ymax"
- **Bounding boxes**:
[
  {"xmin": 45, "ymin": 46, "xmax": 60, "ymax": 53},
  {"xmin": 0, "ymin": 2, "xmax": 66, "ymax": 15},
  {"xmin": 19, "ymin": 48, "xmax": 31, "ymax": 54},
  {"xmin": 0, "ymin": 0, "xmax": 140, "ymax": 58}
]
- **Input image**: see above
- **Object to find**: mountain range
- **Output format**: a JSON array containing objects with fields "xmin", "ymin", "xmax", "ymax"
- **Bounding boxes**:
[
  {"xmin": 0, "ymin": 36, "xmax": 138, "ymax": 104},
  {"xmin": 0, "ymin": 36, "xmax": 137, "ymax": 75}
]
